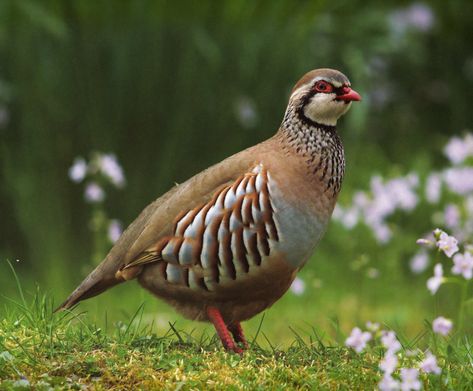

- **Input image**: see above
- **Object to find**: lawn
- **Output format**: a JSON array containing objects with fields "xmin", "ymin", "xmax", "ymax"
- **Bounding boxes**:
[{"xmin": 1, "ymin": 284, "xmax": 471, "ymax": 390}]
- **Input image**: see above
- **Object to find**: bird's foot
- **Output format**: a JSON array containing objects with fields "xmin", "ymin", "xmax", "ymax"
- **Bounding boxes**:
[
  {"xmin": 207, "ymin": 307, "xmax": 246, "ymax": 354},
  {"xmin": 229, "ymin": 322, "xmax": 249, "ymax": 350}
]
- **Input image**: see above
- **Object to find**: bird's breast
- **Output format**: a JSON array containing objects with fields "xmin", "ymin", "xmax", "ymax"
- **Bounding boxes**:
[{"xmin": 268, "ymin": 171, "xmax": 332, "ymax": 269}]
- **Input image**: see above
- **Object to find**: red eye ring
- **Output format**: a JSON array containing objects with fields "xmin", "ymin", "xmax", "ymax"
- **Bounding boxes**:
[{"xmin": 314, "ymin": 80, "xmax": 334, "ymax": 93}]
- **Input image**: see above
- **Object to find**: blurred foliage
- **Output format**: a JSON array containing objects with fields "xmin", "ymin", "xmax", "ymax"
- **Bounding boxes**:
[{"xmin": 0, "ymin": 0, "xmax": 473, "ymax": 332}]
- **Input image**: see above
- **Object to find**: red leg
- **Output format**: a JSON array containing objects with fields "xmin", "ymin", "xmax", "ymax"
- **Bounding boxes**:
[
  {"xmin": 229, "ymin": 322, "xmax": 248, "ymax": 349},
  {"xmin": 207, "ymin": 307, "xmax": 242, "ymax": 354}
]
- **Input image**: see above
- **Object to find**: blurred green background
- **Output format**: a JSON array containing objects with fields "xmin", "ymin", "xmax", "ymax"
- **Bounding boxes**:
[{"xmin": 1, "ymin": 0, "xmax": 472, "ymax": 345}]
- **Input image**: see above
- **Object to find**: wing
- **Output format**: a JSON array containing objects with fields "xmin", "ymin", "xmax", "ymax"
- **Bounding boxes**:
[
  {"xmin": 120, "ymin": 164, "xmax": 280, "ymax": 290},
  {"xmin": 57, "ymin": 141, "xmax": 276, "ymax": 310}
]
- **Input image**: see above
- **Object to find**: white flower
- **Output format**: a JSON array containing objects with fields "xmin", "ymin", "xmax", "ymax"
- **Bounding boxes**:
[
  {"xmin": 432, "ymin": 316, "xmax": 453, "ymax": 336},
  {"xmin": 345, "ymin": 327, "xmax": 372, "ymax": 353},
  {"xmin": 333, "ymin": 205, "xmax": 360, "ymax": 229},
  {"xmin": 379, "ymin": 374, "xmax": 401, "ymax": 391},
  {"xmin": 68, "ymin": 157, "xmax": 87, "ymax": 183},
  {"xmin": 341, "ymin": 206, "xmax": 359, "ymax": 229},
  {"xmin": 372, "ymin": 222, "xmax": 392, "ymax": 244},
  {"xmin": 444, "ymin": 204, "xmax": 461, "ymax": 229},
  {"xmin": 381, "ymin": 331, "xmax": 401, "ymax": 354},
  {"xmin": 400, "ymin": 368, "xmax": 421, "ymax": 391},
  {"xmin": 406, "ymin": 3, "xmax": 435, "ymax": 31},
  {"xmin": 425, "ymin": 173, "xmax": 442, "ymax": 203},
  {"xmin": 108, "ymin": 219, "xmax": 123, "ymax": 243},
  {"xmin": 390, "ymin": 175, "xmax": 419, "ymax": 210},
  {"xmin": 99, "ymin": 153, "xmax": 126, "ymax": 188},
  {"xmin": 353, "ymin": 191, "xmax": 370, "ymax": 209},
  {"xmin": 427, "ymin": 263, "xmax": 444, "ymax": 294},
  {"xmin": 380, "ymin": 352, "xmax": 398, "ymax": 375},
  {"xmin": 84, "ymin": 182, "xmax": 105, "ymax": 203},
  {"xmin": 444, "ymin": 136, "xmax": 471, "ymax": 164},
  {"xmin": 452, "ymin": 252, "xmax": 473, "ymax": 279},
  {"xmin": 435, "ymin": 230, "xmax": 459, "ymax": 258},
  {"xmin": 410, "ymin": 251, "xmax": 429, "ymax": 274},
  {"xmin": 290, "ymin": 277, "xmax": 305, "ymax": 295},
  {"xmin": 420, "ymin": 351, "xmax": 441, "ymax": 374},
  {"xmin": 444, "ymin": 167, "xmax": 473, "ymax": 195},
  {"xmin": 338, "ymin": 174, "xmax": 419, "ymax": 243}
]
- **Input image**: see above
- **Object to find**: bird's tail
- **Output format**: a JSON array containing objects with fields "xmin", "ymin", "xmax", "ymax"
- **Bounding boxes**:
[
  {"xmin": 55, "ymin": 255, "xmax": 144, "ymax": 311},
  {"xmin": 55, "ymin": 260, "xmax": 124, "ymax": 311},
  {"xmin": 56, "ymin": 189, "xmax": 162, "ymax": 311}
]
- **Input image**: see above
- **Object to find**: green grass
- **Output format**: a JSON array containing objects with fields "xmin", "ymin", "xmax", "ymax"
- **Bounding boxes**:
[{"xmin": 1, "ymin": 281, "xmax": 472, "ymax": 390}]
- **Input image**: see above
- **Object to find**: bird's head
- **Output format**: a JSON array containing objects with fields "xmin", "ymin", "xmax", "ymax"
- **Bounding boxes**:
[{"xmin": 289, "ymin": 68, "xmax": 361, "ymax": 127}]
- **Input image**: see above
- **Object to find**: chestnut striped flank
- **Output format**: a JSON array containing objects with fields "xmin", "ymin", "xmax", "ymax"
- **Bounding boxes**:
[{"xmin": 123, "ymin": 165, "xmax": 279, "ymax": 291}]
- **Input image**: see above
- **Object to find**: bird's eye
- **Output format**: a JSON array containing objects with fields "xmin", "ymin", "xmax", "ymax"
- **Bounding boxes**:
[{"xmin": 314, "ymin": 81, "xmax": 333, "ymax": 93}]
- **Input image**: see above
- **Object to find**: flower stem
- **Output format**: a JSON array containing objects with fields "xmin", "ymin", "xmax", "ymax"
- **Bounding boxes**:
[{"xmin": 458, "ymin": 280, "xmax": 469, "ymax": 333}]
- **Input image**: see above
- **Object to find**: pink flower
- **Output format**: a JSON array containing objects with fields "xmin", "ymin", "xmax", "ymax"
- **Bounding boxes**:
[
  {"xmin": 380, "ymin": 352, "xmax": 398, "ymax": 375},
  {"xmin": 420, "ymin": 351, "xmax": 441, "ymax": 374},
  {"xmin": 99, "ymin": 153, "xmax": 126, "ymax": 188},
  {"xmin": 444, "ymin": 204, "xmax": 461, "ymax": 229},
  {"xmin": 372, "ymin": 222, "xmax": 392, "ymax": 243},
  {"xmin": 392, "ymin": 175, "xmax": 419, "ymax": 210},
  {"xmin": 84, "ymin": 182, "xmax": 105, "ymax": 203},
  {"xmin": 410, "ymin": 251, "xmax": 429, "ymax": 274},
  {"xmin": 444, "ymin": 167, "xmax": 473, "ymax": 195},
  {"xmin": 452, "ymin": 252, "xmax": 473, "ymax": 279},
  {"xmin": 444, "ymin": 136, "xmax": 470, "ymax": 164},
  {"xmin": 432, "ymin": 316, "xmax": 453, "ymax": 336},
  {"xmin": 390, "ymin": 3, "xmax": 435, "ymax": 35},
  {"xmin": 427, "ymin": 263, "xmax": 444, "ymax": 294},
  {"xmin": 379, "ymin": 374, "xmax": 400, "ymax": 391},
  {"xmin": 340, "ymin": 206, "xmax": 359, "ymax": 229},
  {"xmin": 400, "ymin": 368, "xmax": 421, "ymax": 391},
  {"xmin": 290, "ymin": 277, "xmax": 305, "ymax": 295},
  {"xmin": 425, "ymin": 173, "xmax": 442, "ymax": 203},
  {"xmin": 108, "ymin": 219, "xmax": 123, "ymax": 243},
  {"xmin": 69, "ymin": 157, "xmax": 87, "ymax": 183},
  {"xmin": 345, "ymin": 327, "xmax": 372, "ymax": 353},
  {"xmin": 435, "ymin": 230, "xmax": 459, "ymax": 258},
  {"xmin": 381, "ymin": 331, "xmax": 401, "ymax": 354}
]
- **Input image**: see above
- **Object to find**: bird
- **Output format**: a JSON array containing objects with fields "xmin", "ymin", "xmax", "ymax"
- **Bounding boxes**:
[{"xmin": 57, "ymin": 68, "xmax": 361, "ymax": 353}]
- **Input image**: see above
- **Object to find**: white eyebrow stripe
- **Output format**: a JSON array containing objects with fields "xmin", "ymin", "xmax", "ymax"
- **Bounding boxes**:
[{"xmin": 290, "ymin": 77, "xmax": 347, "ymax": 99}]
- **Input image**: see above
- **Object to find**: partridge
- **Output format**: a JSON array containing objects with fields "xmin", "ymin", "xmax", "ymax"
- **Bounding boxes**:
[{"xmin": 57, "ymin": 68, "xmax": 361, "ymax": 353}]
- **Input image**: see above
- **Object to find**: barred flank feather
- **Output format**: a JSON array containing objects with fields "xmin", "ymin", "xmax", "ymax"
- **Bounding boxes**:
[{"xmin": 122, "ymin": 165, "xmax": 279, "ymax": 291}]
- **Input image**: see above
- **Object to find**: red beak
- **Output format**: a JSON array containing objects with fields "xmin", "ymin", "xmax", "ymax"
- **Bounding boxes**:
[{"xmin": 336, "ymin": 86, "xmax": 362, "ymax": 102}]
